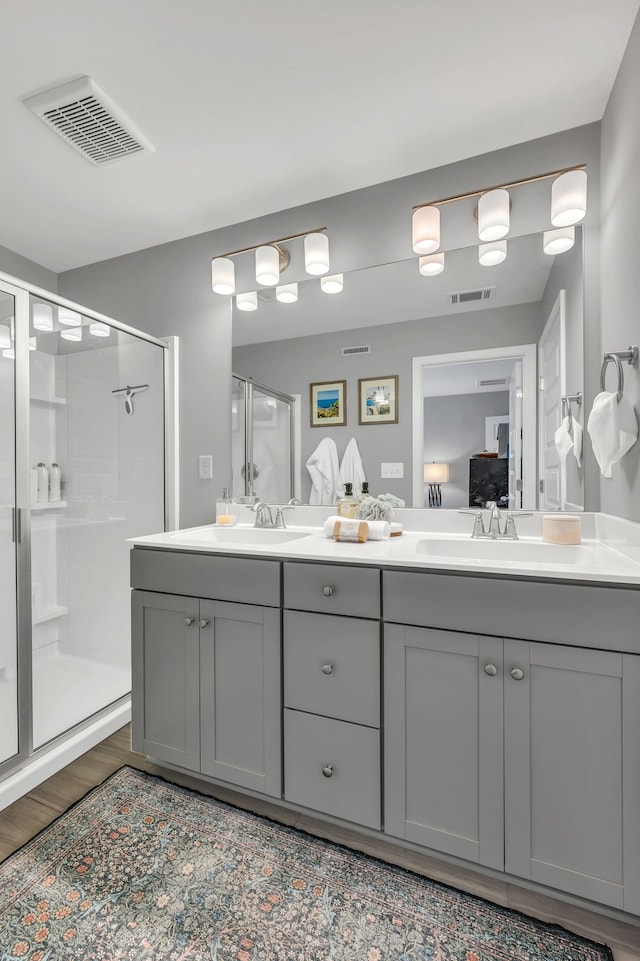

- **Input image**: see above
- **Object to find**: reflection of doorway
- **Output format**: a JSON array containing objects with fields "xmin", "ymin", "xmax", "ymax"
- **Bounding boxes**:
[
  {"xmin": 411, "ymin": 345, "xmax": 536, "ymax": 509},
  {"xmin": 538, "ymin": 290, "xmax": 565, "ymax": 510}
]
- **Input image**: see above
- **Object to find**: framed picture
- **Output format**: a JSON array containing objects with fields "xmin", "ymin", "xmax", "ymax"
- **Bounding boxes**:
[
  {"xmin": 358, "ymin": 375, "xmax": 399, "ymax": 424},
  {"xmin": 310, "ymin": 380, "xmax": 347, "ymax": 427}
]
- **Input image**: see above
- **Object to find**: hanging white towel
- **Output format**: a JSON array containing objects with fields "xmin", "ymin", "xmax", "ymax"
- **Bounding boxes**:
[
  {"xmin": 554, "ymin": 417, "xmax": 583, "ymax": 469},
  {"xmin": 586, "ymin": 391, "xmax": 638, "ymax": 478},
  {"xmin": 338, "ymin": 437, "xmax": 366, "ymax": 496},
  {"xmin": 306, "ymin": 437, "xmax": 340, "ymax": 505},
  {"xmin": 572, "ymin": 419, "xmax": 583, "ymax": 467}
]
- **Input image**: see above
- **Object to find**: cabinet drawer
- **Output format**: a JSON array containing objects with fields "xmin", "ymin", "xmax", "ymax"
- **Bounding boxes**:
[
  {"xmin": 284, "ymin": 562, "xmax": 380, "ymax": 618},
  {"xmin": 130, "ymin": 548, "xmax": 280, "ymax": 607},
  {"xmin": 284, "ymin": 611, "xmax": 379, "ymax": 727},
  {"xmin": 284, "ymin": 709, "xmax": 380, "ymax": 829},
  {"xmin": 383, "ymin": 569, "xmax": 640, "ymax": 653}
]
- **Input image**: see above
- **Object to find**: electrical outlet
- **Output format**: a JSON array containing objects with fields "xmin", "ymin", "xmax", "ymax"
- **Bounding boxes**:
[
  {"xmin": 381, "ymin": 462, "xmax": 404, "ymax": 479},
  {"xmin": 198, "ymin": 455, "xmax": 213, "ymax": 480}
]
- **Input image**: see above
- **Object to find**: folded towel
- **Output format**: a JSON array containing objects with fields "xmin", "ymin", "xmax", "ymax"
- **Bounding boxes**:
[
  {"xmin": 554, "ymin": 416, "xmax": 583, "ymax": 468},
  {"xmin": 587, "ymin": 391, "xmax": 638, "ymax": 478},
  {"xmin": 323, "ymin": 516, "xmax": 391, "ymax": 541}
]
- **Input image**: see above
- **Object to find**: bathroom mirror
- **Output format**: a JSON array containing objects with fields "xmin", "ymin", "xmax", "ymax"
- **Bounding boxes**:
[{"xmin": 232, "ymin": 226, "xmax": 584, "ymax": 510}]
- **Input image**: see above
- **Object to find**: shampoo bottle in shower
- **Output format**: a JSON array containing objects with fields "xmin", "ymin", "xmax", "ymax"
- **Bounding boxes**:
[
  {"xmin": 49, "ymin": 463, "xmax": 61, "ymax": 502},
  {"xmin": 36, "ymin": 463, "xmax": 49, "ymax": 503}
]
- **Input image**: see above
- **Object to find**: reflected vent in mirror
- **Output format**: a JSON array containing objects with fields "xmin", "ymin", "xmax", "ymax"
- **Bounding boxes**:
[
  {"xmin": 449, "ymin": 287, "xmax": 494, "ymax": 304},
  {"xmin": 341, "ymin": 345, "xmax": 371, "ymax": 356},
  {"xmin": 477, "ymin": 378, "xmax": 509, "ymax": 388}
]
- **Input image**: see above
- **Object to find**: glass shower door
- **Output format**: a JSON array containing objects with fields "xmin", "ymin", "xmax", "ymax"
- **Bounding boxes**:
[{"xmin": 232, "ymin": 375, "xmax": 296, "ymax": 504}]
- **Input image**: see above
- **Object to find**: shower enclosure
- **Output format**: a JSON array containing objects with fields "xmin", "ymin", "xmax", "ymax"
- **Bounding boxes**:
[
  {"xmin": 231, "ymin": 374, "xmax": 297, "ymax": 504},
  {"xmin": 0, "ymin": 274, "xmax": 171, "ymax": 797}
]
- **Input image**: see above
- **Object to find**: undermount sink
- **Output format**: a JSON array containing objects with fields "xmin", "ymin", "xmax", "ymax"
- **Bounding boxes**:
[
  {"xmin": 171, "ymin": 525, "xmax": 312, "ymax": 545},
  {"xmin": 415, "ymin": 537, "xmax": 593, "ymax": 565}
]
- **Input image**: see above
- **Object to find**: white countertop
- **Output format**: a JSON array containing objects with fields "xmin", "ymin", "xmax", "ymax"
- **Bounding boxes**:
[{"xmin": 128, "ymin": 516, "xmax": 640, "ymax": 586}]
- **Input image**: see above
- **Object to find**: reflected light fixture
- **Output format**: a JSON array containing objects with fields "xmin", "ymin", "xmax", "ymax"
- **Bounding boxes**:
[
  {"xmin": 424, "ymin": 462, "xmax": 449, "ymax": 508},
  {"xmin": 58, "ymin": 307, "xmax": 82, "ymax": 326},
  {"xmin": 320, "ymin": 273, "xmax": 344, "ymax": 294},
  {"xmin": 551, "ymin": 169, "xmax": 587, "ymax": 227},
  {"xmin": 32, "ymin": 302, "xmax": 53, "ymax": 331},
  {"xmin": 304, "ymin": 232, "xmax": 330, "ymax": 275},
  {"xmin": 255, "ymin": 245, "xmax": 280, "ymax": 286},
  {"xmin": 2, "ymin": 347, "xmax": 15, "ymax": 359},
  {"xmin": 479, "ymin": 240, "xmax": 507, "ymax": 266},
  {"xmin": 276, "ymin": 283, "xmax": 298, "ymax": 303},
  {"xmin": 60, "ymin": 326, "xmax": 82, "ymax": 341},
  {"xmin": 543, "ymin": 225, "xmax": 575, "ymax": 255},
  {"xmin": 418, "ymin": 253, "xmax": 445, "ymax": 276},
  {"xmin": 0, "ymin": 324, "xmax": 11, "ymax": 349},
  {"xmin": 90, "ymin": 322, "xmax": 110, "ymax": 336},
  {"xmin": 236, "ymin": 291, "xmax": 258, "ymax": 312},
  {"xmin": 28, "ymin": 337, "xmax": 37, "ymax": 350},
  {"xmin": 211, "ymin": 257, "xmax": 236, "ymax": 295},
  {"xmin": 412, "ymin": 206, "xmax": 440, "ymax": 254},
  {"xmin": 477, "ymin": 188, "xmax": 510, "ymax": 241}
]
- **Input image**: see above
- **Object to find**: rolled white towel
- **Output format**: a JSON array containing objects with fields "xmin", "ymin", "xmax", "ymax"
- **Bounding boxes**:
[{"xmin": 323, "ymin": 515, "xmax": 391, "ymax": 541}]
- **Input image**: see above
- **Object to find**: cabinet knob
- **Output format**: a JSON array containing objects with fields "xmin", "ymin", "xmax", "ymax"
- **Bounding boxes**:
[
  {"xmin": 322, "ymin": 764, "xmax": 334, "ymax": 778},
  {"xmin": 484, "ymin": 663, "xmax": 498, "ymax": 676},
  {"xmin": 321, "ymin": 663, "xmax": 333, "ymax": 675},
  {"xmin": 322, "ymin": 585, "xmax": 334, "ymax": 597},
  {"xmin": 184, "ymin": 616, "xmax": 195, "ymax": 626},
  {"xmin": 510, "ymin": 667, "xmax": 525, "ymax": 681},
  {"xmin": 199, "ymin": 618, "xmax": 210, "ymax": 629}
]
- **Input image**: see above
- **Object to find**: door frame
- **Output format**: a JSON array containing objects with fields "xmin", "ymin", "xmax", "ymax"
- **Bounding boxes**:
[{"xmin": 537, "ymin": 290, "xmax": 567, "ymax": 510}]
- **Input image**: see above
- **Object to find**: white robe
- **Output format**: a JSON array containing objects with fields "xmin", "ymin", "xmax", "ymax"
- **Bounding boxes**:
[
  {"xmin": 338, "ymin": 437, "xmax": 366, "ymax": 496},
  {"xmin": 306, "ymin": 437, "xmax": 340, "ymax": 505}
]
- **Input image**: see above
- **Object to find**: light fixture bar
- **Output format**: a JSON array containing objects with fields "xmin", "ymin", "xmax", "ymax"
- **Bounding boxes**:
[
  {"xmin": 213, "ymin": 226, "xmax": 328, "ymax": 261},
  {"xmin": 412, "ymin": 165, "xmax": 586, "ymax": 213}
]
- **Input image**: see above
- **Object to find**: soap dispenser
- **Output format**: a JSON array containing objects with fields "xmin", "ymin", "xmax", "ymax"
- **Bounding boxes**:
[
  {"xmin": 337, "ymin": 482, "xmax": 358, "ymax": 518},
  {"xmin": 216, "ymin": 487, "xmax": 237, "ymax": 526}
]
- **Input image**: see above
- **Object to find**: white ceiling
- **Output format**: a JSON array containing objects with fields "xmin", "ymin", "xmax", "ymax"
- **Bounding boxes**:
[{"xmin": 1, "ymin": 0, "xmax": 638, "ymax": 274}]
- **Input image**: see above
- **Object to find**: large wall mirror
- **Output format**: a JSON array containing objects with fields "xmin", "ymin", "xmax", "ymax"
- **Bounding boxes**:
[{"xmin": 232, "ymin": 225, "xmax": 584, "ymax": 511}]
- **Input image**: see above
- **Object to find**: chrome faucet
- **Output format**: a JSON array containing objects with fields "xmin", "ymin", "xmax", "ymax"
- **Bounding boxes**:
[
  {"xmin": 250, "ymin": 502, "xmax": 295, "ymax": 529},
  {"xmin": 459, "ymin": 501, "xmax": 532, "ymax": 539}
]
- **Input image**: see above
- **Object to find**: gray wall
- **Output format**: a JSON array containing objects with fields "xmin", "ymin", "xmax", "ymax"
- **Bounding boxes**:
[
  {"xmin": 600, "ymin": 9, "xmax": 640, "ymax": 522},
  {"xmin": 0, "ymin": 243, "xmax": 57, "ymax": 292},
  {"xmin": 234, "ymin": 302, "xmax": 542, "ymax": 504},
  {"xmin": 424, "ymin": 392, "xmax": 509, "ymax": 509}
]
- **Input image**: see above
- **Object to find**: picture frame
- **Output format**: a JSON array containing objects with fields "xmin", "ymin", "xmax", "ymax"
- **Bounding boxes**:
[
  {"xmin": 358, "ymin": 375, "xmax": 399, "ymax": 424},
  {"xmin": 310, "ymin": 380, "xmax": 347, "ymax": 427}
]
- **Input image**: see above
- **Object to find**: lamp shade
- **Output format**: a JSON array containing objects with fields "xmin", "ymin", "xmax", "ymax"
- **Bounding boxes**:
[
  {"xmin": 32, "ymin": 302, "xmax": 53, "ymax": 331},
  {"xmin": 551, "ymin": 169, "xmax": 587, "ymax": 227},
  {"xmin": 304, "ymin": 232, "xmax": 330, "ymax": 275},
  {"xmin": 424, "ymin": 462, "xmax": 449, "ymax": 483},
  {"xmin": 479, "ymin": 240, "xmax": 507, "ymax": 266},
  {"xmin": 418, "ymin": 253, "xmax": 445, "ymax": 276},
  {"xmin": 320, "ymin": 273, "xmax": 343, "ymax": 294},
  {"xmin": 211, "ymin": 257, "xmax": 236, "ymax": 295},
  {"xmin": 412, "ymin": 206, "xmax": 440, "ymax": 254},
  {"xmin": 61, "ymin": 326, "xmax": 82, "ymax": 342},
  {"xmin": 0, "ymin": 324, "xmax": 11, "ymax": 349},
  {"xmin": 90, "ymin": 322, "xmax": 110, "ymax": 337},
  {"xmin": 478, "ymin": 188, "xmax": 510, "ymax": 241},
  {"xmin": 236, "ymin": 291, "xmax": 258, "ymax": 312},
  {"xmin": 58, "ymin": 308, "xmax": 81, "ymax": 326},
  {"xmin": 255, "ymin": 245, "xmax": 280, "ymax": 286},
  {"xmin": 276, "ymin": 283, "xmax": 298, "ymax": 303},
  {"xmin": 543, "ymin": 225, "xmax": 575, "ymax": 255}
]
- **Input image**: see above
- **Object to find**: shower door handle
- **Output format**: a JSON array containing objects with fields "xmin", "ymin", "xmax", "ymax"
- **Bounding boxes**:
[{"xmin": 12, "ymin": 508, "xmax": 23, "ymax": 544}]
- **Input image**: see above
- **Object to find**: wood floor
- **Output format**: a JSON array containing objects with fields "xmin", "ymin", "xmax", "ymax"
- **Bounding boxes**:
[{"xmin": 0, "ymin": 725, "xmax": 638, "ymax": 959}]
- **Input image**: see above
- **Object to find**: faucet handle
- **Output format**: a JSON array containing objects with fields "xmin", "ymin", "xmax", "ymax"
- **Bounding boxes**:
[{"xmin": 503, "ymin": 511, "xmax": 533, "ymax": 539}]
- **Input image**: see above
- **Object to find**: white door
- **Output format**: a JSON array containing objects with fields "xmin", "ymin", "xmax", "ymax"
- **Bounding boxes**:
[
  {"xmin": 508, "ymin": 360, "xmax": 523, "ymax": 509},
  {"xmin": 538, "ymin": 292, "xmax": 566, "ymax": 510}
]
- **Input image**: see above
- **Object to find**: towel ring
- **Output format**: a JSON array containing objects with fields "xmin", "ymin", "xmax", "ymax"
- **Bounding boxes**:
[{"xmin": 600, "ymin": 346, "xmax": 639, "ymax": 403}]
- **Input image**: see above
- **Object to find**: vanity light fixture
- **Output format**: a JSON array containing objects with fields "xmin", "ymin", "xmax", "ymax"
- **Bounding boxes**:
[
  {"xmin": 424, "ymin": 462, "xmax": 449, "ymax": 508},
  {"xmin": 89, "ymin": 322, "xmax": 110, "ymax": 337},
  {"xmin": 477, "ymin": 188, "xmax": 510, "ymax": 241},
  {"xmin": 320, "ymin": 273, "xmax": 344, "ymax": 294},
  {"xmin": 60, "ymin": 326, "xmax": 82, "ymax": 341},
  {"xmin": 418, "ymin": 253, "xmax": 445, "ymax": 276},
  {"xmin": 304, "ymin": 232, "xmax": 330, "ymax": 275},
  {"xmin": 479, "ymin": 241, "xmax": 507, "ymax": 266},
  {"xmin": 543, "ymin": 226, "xmax": 575, "ymax": 255},
  {"xmin": 255, "ymin": 245, "xmax": 280, "ymax": 286},
  {"xmin": 551, "ymin": 169, "xmax": 587, "ymax": 227},
  {"xmin": 412, "ymin": 205, "xmax": 440, "ymax": 254},
  {"xmin": 236, "ymin": 291, "xmax": 258, "ymax": 312},
  {"xmin": 211, "ymin": 257, "xmax": 236, "ymax": 295},
  {"xmin": 58, "ymin": 307, "xmax": 82, "ymax": 326},
  {"xmin": 32, "ymin": 302, "xmax": 54, "ymax": 331},
  {"xmin": 212, "ymin": 227, "xmax": 329, "ymax": 296},
  {"xmin": 276, "ymin": 283, "xmax": 298, "ymax": 303}
]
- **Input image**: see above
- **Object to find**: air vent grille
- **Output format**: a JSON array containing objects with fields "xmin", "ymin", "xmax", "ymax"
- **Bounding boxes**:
[
  {"xmin": 449, "ymin": 287, "xmax": 494, "ymax": 305},
  {"xmin": 342, "ymin": 345, "xmax": 371, "ymax": 356},
  {"xmin": 23, "ymin": 77, "xmax": 154, "ymax": 166},
  {"xmin": 477, "ymin": 378, "xmax": 509, "ymax": 388}
]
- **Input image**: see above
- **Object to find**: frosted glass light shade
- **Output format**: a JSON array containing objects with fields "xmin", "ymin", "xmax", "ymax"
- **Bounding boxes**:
[
  {"xmin": 276, "ymin": 283, "xmax": 298, "ymax": 303},
  {"xmin": 28, "ymin": 337, "xmax": 37, "ymax": 350},
  {"xmin": 304, "ymin": 232, "xmax": 330, "ymax": 275},
  {"xmin": 0, "ymin": 324, "xmax": 11, "ymax": 348},
  {"xmin": 255, "ymin": 246, "xmax": 279, "ymax": 286},
  {"xmin": 412, "ymin": 206, "xmax": 440, "ymax": 254},
  {"xmin": 2, "ymin": 347, "xmax": 15, "ymax": 359},
  {"xmin": 479, "ymin": 240, "xmax": 507, "ymax": 266},
  {"xmin": 478, "ymin": 188, "xmax": 510, "ymax": 241},
  {"xmin": 90, "ymin": 322, "xmax": 110, "ymax": 336},
  {"xmin": 424, "ymin": 462, "xmax": 449, "ymax": 483},
  {"xmin": 58, "ymin": 308, "xmax": 81, "ymax": 326},
  {"xmin": 320, "ymin": 273, "xmax": 344, "ymax": 294},
  {"xmin": 61, "ymin": 326, "xmax": 82, "ymax": 342},
  {"xmin": 211, "ymin": 257, "xmax": 236, "ymax": 295},
  {"xmin": 551, "ymin": 169, "xmax": 587, "ymax": 227},
  {"xmin": 418, "ymin": 253, "xmax": 445, "ymax": 276},
  {"xmin": 543, "ymin": 225, "xmax": 575, "ymax": 255},
  {"xmin": 32, "ymin": 302, "xmax": 53, "ymax": 331},
  {"xmin": 236, "ymin": 291, "xmax": 258, "ymax": 312}
]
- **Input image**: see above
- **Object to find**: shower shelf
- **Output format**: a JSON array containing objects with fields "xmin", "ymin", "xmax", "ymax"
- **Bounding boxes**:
[
  {"xmin": 32, "ymin": 605, "xmax": 68, "ymax": 625},
  {"xmin": 30, "ymin": 394, "xmax": 67, "ymax": 406},
  {"xmin": 31, "ymin": 501, "xmax": 68, "ymax": 511}
]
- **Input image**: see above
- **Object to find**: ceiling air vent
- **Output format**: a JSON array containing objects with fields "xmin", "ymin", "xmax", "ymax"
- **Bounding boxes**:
[
  {"xmin": 341, "ymin": 345, "xmax": 371, "ymax": 357},
  {"xmin": 477, "ymin": 378, "xmax": 509, "ymax": 388},
  {"xmin": 449, "ymin": 287, "xmax": 494, "ymax": 305},
  {"xmin": 23, "ymin": 76, "xmax": 154, "ymax": 166}
]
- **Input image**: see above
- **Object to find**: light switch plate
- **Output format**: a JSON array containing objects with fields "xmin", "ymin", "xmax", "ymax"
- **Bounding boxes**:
[
  {"xmin": 198, "ymin": 455, "xmax": 213, "ymax": 479},
  {"xmin": 381, "ymin": 462, "xmax": 404, "ymax": 478}
]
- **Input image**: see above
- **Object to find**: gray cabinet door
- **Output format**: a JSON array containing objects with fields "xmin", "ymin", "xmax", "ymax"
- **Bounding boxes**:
[
  {"xmin": 504, "ymin": 640, "xmax": 638, "ymax": 911},
  {"xmin": 384, "ymin": 625, "xmax": 504, "ymax": 869},
  {"xmin": 131, "ymin": 590, "xmax": 200, "ymax": 770},
  {"xmin": 200, "ymin": 600, "xmax": 281, "ymax": 797}
]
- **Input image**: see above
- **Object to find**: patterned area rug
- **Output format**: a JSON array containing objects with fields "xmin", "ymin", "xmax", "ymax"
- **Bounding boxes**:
[{"xmin": 0, "ymin": 766, "xmax": 612, "ymax": 960}]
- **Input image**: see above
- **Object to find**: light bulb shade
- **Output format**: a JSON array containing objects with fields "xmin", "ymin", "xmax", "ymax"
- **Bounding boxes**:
[
  {"xmin": 2, "ymin": 347, "xmax": 15, "ymax": 359},
  {"xmin": 28, "ymin": 337, "xmax": 37, "ymax": 351},
  {"xmin": 276, "ymin": 283, "xmax": 298, "ymax": 303},
  {"xmin": 412, "ymin": 206, "xmax": 440, "ymax": 254},
  {"xmin": 211, "ymin": 257, "xmax": 236, "ymax": 295},
  {"xmin": 32, "ymin": 302, "xmax": 53, "ymax": 331},
  {"xmin": 304, "ymin": 232, "xmax": 330, "ymax": 275},
  {"xmin": 423, "ymin": 462, "xmax": 450, "ymax": 483},
  {"xmin": 478, "ymin": 188, "xmax": 510, "ymax": 241},
  {"xmin": 543, "ymin": 225, "xmax": 575, "ymax": 255},
  {"xmin": 58, "ymin": 307, "xmax": 81, "ymax": 326},
  {"xmin": 236, "ymin": 291, "xmax": 258, "ymax": 312},
  {"xmin": 90, "ymin": 322, "xmax": 110, "ymax": 337},
  {"xmin": 418, "ymin": 253, "xmax": 445, "ymax": 276},
  {"xmin": 0, "ymin": 324, "xmax": 11, "ymax": 349},
  {"xmin": 320, "ymin": 273, "xmax": 344, "ymax": 294},
  {"xmin": 255, "ymin": 245, "xmax": 280, "ymax": 286},
  {"xmin": 479, "ymin": 240, "xmax": 507, "ymax": 266},
  {"xmin": 551, "ymin": 169, "xmax": 587, "ymax": 227},
  {"xmin": 60, "ymin": 326, "xmax": 82, "ymax": 342}
]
